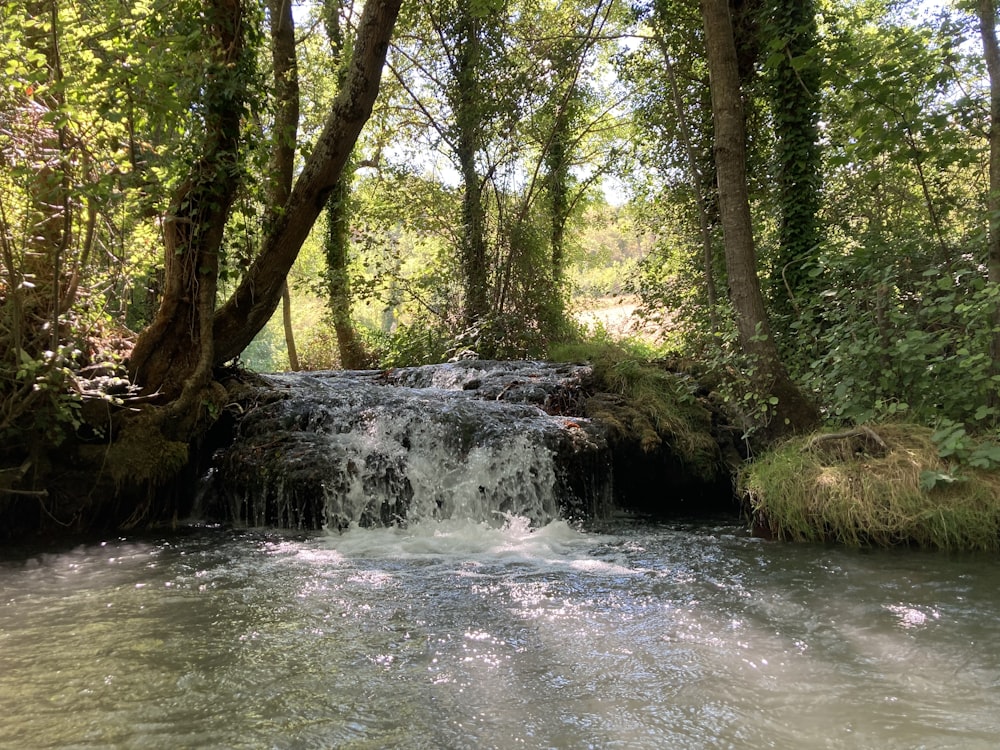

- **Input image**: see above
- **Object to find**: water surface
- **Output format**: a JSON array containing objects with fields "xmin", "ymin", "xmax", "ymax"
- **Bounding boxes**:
[{"xmin": 1, "ymin": 517, "xmax": 998, "ymax": 749}]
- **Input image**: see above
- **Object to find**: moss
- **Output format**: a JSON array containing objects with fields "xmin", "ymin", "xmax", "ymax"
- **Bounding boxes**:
[
  {"xmin": 743, "ymin": 423, "xmax": 1000, "ymax": 551},
  {"xmin": 552, "ymin": 339, "xmax": 722, "ymax": 481},
  {"xmin": 101, "ymin": 412, "xmax": 190, "ymax": 488}
]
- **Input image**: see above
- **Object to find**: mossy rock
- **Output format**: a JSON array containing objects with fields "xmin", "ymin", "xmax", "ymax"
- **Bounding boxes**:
[{"xmin": 106, "ymin": 414, "xmax": 190, "ymax": 487}]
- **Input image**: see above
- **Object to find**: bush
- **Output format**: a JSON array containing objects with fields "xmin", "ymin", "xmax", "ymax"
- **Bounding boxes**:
[{"xmin": 785, "ymin": 252, "xmax": 1000, "ymax": 431}]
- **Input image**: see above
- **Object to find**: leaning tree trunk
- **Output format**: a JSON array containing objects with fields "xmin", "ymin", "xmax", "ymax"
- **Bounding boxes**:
[
  {"xmin": 323, "ymin": 0, "xmax": 370, "ymax": 369},
  {"xmin": 700, "ymin": 0, "xmax": 818, "ymax": 436},
  {"xmin": 128, "ymin": 0, "xmax": 246, "ymax": 421},
  {"xmin": 212, "ymin": 0, "xmax": 402, "ymax": 364}
]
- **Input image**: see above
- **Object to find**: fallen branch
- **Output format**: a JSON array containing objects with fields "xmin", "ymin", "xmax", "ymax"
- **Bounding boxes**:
[
  {"xmin": 0, "ymin": 488, "xmax": 49, "ymax": 496},
  {"xmin": 804, "ymin": 425, "xmax": 888, "ymax": 452}
]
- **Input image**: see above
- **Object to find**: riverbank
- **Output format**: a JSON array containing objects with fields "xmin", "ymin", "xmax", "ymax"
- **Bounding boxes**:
[{"xmin": 5, "ymin": 352, "xmax": 1000, "ymax": 553}]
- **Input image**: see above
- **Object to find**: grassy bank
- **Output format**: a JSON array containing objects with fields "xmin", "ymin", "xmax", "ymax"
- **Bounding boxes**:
[{"xmin": 743, "ymin": 424, "xmax": 1000, "ymax": 551}]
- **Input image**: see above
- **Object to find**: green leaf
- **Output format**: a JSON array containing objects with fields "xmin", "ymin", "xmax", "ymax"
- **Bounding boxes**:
[{"xmin": 919, "ymin": 470, "xmax": 958, "ymax": 491}]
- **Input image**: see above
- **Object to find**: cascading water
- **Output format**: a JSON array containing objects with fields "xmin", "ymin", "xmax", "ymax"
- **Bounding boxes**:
[{"xmin": 207, "ymin": 361, "xmax": 612, "ymax": 530}]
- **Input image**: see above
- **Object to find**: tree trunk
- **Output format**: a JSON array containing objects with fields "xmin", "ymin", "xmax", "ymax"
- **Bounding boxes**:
[
  {"xmin": 768, "ymin": 0, "xmax": 822, "ymax": 318},
  {"xmin": 546, "ymin": 107, "xmax": 571, "ymax": 286},
  {"xmin": 128, "ymin": 0, "xmax": 246, "ymax": 416},
  {"xmin": 700, "ymin": 0, "xmax": 818, "ymax": 436},
  {"xmin": 323, "ymin": 0, "xmax": 369, "ymax": 369},
  {"xmin": 281, "ymin": 281, "xmax": 300, "ymax": 371},
  {"xmin": 267, "ymin": 0, "xmax": 301, "ymax": 371},
  {"xmin": 978, "ymin": 0, "xmax": 1000, "ymax": 411},
  {"xmin": 266, "ymin": 0, "xmax": 299, "ymax": 208},
  {"xmin": 325, "ymin": 176, "xmax": 369, "ymax": 368},
  {"xmin": 450, "ymin": 6, "xmax": 490, "ymax": 327},
  {"xmin": 212, "ymin": 0, "xmax": 402, "ymax": 364}
]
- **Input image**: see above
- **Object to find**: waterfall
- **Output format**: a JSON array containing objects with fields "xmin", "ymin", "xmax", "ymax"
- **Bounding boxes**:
[{"xmin": 209, "ymin": 361, "xmax": 612, "ymax": 529}]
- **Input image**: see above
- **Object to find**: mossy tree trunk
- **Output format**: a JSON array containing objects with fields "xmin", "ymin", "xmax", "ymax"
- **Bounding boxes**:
[
  {"xmin": 127, "ymin": 0, "xmax": 246, "ymax": 432},
  {"xmin": 767, "ymin": 0, "xmax": 822, "ymax": 318},
  {"xmin": 446, "ymin": 3, "xmax": 491, "ymax": 327}
]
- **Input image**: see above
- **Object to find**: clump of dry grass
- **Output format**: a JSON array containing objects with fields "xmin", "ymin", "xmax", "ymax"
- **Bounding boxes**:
[{"xmin": 743, "ymin": 424, "xmax": 1000, "ymax": 551}]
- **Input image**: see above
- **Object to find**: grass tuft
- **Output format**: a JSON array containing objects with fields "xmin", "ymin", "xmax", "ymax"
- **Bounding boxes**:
[{"xmin": 743, "ymin": 423, "xmax": 1000, "ymax": 551}]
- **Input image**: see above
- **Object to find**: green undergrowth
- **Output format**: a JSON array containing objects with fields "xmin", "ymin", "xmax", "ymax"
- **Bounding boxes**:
[
  {"xmin": 550, "ymin": 339, "xmax": 722, "ymax": 481},
  {"xmin": 743, "ymin": 423, "xmax": 1000, "ymax": 551}
]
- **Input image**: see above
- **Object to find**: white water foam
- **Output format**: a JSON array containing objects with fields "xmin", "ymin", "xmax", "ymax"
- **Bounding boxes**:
[
  {"xmin": 313, "ymin": 397, "xmax": 565, "ymax": 529},
  {"xmin": 218, "ymin": 365, "xmax": 609, "ymax": 531},
  {"xmin": 307, "ymin": 515, "xmax": 634, "ymax": 577}
]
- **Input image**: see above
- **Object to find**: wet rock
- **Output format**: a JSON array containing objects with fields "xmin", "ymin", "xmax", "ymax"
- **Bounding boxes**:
[
  {"xmin": 206, "ymin": 361, "xmax": 611, "ymax": 529},
  {"xmin": 204, "ymin": 359, "xmax": 738, "ymax": 530}
]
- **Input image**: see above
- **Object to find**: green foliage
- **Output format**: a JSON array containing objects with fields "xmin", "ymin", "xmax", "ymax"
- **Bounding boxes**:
[
  {"xmin": 2, "ymin": 346, "xmax": 85, "ymax": 449},
  {"xmin": 0, "ymin": 0, "xmax": 262, "ymax": 461},
  {"xmin": 791, "ymin": 251, "xmax": 1000, "ymax": 429},
  {"xmin": 918, "ymin": 419, "xmax": 1000, "ymax": 489},
  {"xmin": 569, "ymin": 202, "xmax": 647, "ymax": 301},
  {"xmin": 365, "ymin": 318, "xmax": 453, "ymax": 368}
]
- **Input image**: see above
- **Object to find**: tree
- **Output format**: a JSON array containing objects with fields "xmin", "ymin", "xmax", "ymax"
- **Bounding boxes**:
[
  {"xmin": 765, "ymin": 0, "xmax": 822, "ymax": 316},
  {"xmin": 126, "ymin": 0, "xmax": 249, "ymax": 428},
  {"xmin": 322, "ymin": 0, "xmax": 370, "ymax": 369},
  {"xmin": 382, "ymin": 0, "xmax": 624, "ymax": 353},
  {"xmin": 700, "ymin": 0, "xmax": 818, "ymax": 435},
  {"xmin": 978, "ymin": 0, "xmax": 1000, "ymax": 407},
  {"xmin": 435, "ymin": 0, "xmax": 498, "ymax": 326},
  {"xmin": 517, "ymin": 0, "xmax": 625, "ymax": 336},
  {"xmin": 266, "ymin": 0, "xmax": 301, "ymax": 372},
  {"xmin": 129, "ymin": 0, "xmax": 402, "ymax": 421}
]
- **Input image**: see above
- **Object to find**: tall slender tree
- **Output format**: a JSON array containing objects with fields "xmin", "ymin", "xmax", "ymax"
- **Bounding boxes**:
[
  {"xmin": 978, "ymin": 0, "xmax": 1000, "ymax": 408},
  {"xmin": 700, "ymin": 0, "xmax": 817, "ymax": 435},
  {"xmin": 441, "ymin": 0, "xmax": 494, "ymax": 326}
]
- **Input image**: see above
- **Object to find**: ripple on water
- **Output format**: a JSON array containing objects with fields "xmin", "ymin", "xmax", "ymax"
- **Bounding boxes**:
[{"xmin": 1, "ymin": 521, "xmax": 1000, "ymax": 749}]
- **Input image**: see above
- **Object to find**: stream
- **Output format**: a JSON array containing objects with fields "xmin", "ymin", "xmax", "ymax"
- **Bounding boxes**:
[{"xmin": 2, "ymin": 516, "xmax": 999, "ymax": 749}]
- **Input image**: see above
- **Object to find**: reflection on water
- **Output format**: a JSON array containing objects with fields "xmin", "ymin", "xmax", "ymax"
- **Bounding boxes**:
[{"xmin": 1, "ymin": 517, "xmax": 999, "ymax": 749}]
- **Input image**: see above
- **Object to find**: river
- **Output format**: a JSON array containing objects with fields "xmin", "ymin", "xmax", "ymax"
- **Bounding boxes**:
[{"xmin": 1, "ymin": 516, "xmax": 998, "ymax": 749}]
